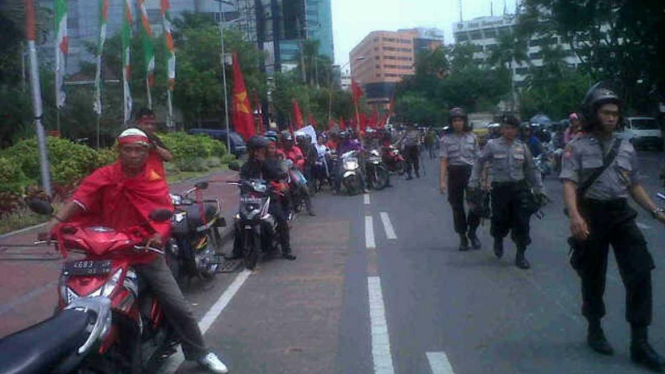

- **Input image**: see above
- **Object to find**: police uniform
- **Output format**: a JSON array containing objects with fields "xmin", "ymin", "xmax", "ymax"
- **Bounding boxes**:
[
  {"xmin": 402, "ymin": 129, "xmax": 421, "ymax": 178},
  {"xmin": 440, "ymin": 132, "xmax": 481, "ymax": 236},
  {"xmin": 560, "ymin": 134, "xmax": 654, "ymax": 327},
  {"xmin": 469, "ymin": 137, "xmax": 543, "ymax": 249}
]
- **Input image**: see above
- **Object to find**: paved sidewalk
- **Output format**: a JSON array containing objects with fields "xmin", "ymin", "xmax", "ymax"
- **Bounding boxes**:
[{"xmin": 0, "ymin": 169, "xmax": 240, "ymax": 338}]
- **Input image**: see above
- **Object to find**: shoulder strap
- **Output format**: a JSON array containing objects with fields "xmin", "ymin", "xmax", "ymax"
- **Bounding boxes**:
[{"xmin": 578, "ymin": 138, "xmax": 622, "ymax": 198}]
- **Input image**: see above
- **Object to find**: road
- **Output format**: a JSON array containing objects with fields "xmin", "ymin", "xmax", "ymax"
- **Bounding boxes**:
[
  {"xmin": 1, "ymin": 152, "xmax": 664, "ymax": 374},
  {"xmin": 153, "ymin": 150, "xmax": 665, "ymax": 374}
]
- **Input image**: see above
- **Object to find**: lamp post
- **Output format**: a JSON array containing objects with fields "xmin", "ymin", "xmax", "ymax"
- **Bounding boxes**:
[{"xmin": 213, "ymin": 0, "xmax": 235, "ymax": 152}]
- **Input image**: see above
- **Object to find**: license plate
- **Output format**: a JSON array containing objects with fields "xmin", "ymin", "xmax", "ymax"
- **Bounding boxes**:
[{"xmin": 63, "ymin": 260, "xmax": 112, "ymax": 276}]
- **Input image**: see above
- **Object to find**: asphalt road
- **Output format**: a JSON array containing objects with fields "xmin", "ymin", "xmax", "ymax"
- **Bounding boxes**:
[{"xmin": 160, "ymin": 150, "xmax": 665, "ymax": 374}]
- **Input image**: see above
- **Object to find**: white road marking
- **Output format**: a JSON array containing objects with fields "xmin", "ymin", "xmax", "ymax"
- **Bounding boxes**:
[
  {"xmin": 368, "ymin": 276, "xmax": 395, "ymax": 374},
  {"xmin": 426, "ymin": 351, "xmax": 455, "ymax": 374},
  {"xmin": 379, "ymin": 212, "xmax": 397, "ymax": 240},
  {"xmin": 364, "ymin": 193, "xmax": 371, "ymax": 205},
  {"xmin": 637, "ymin": 222, "xmax": 652, "ymax": 230},
  {"xmin": 366, "ymin": 216, "xmax": 376, "ymax": 249},
  {"xmin": 160, "ymin": 269, "xmax": 252, "ymax": 374}
]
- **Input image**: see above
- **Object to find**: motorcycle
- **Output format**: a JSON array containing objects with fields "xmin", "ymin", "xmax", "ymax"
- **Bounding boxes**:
[
  {"xmin": 381, "ymin": 145, "xmax": 406, "ymax": 175},
  {"xmin": 0, "ymin": 297, "xmax": 112, "ymax": 374},
  {"xmin": 286, "ymin": 160, "xmax": 310, "ymax": 214},
  {"xmin": 365, "ymin": 149, "xmax": 390, "ymax": 190},
  {"xmin": 228, "ymin": 179, "xmax": 281, "ymax": 270},
  {"xmin": 341, "ymin": 150, "xmax": 363, "ymax": 196},
  {"xmin": 25, "ymin": 199, "xmax": 179, "ymax": 373},
  {"xmin": 535, "ymin": 146, "xmax": 554, "ymax": 180},
  {"xmin": 168, "ymin": 181, "xmax": 226, "ymax": 281}
]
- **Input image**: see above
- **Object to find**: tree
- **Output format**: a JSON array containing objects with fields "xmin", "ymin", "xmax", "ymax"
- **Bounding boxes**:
[
  {"xmin": 487, "ymin": 31, "xmax": 529, "ymax": 110},
  {"xmin": 517, "ymin": 0, "xmax": 665, "ymax": 113}
]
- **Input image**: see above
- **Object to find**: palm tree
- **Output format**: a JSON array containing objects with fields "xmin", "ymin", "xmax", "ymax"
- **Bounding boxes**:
[{"xmin": 488, "ymin": 31, "xmax": 529, "ymax": 111}]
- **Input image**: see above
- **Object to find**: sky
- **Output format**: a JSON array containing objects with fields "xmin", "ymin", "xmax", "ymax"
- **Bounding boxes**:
[{"xmin": 331, "ymin": 0, "xmax": 519, "ymax": 72}]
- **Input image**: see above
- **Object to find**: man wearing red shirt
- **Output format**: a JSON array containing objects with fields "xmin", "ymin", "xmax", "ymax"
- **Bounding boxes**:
[{"xmin": 42, "ymin": 129, "xmax": 229, "ymax": 373}]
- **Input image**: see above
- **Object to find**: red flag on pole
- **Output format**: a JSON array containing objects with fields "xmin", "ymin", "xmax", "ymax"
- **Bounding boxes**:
[
  {"xmin": 232, "ymin": 52, "xmax": 255, "ymax": 141},
  {"xmin": 369, "ymin": 107, "xmax": 378, "ymax": 129},
  {"xmin": 339, "ymin": 117, "xmax": 346, "ymax": 131},
  {"xmin": 359, "ymin": 112, "xmax": 367, "ymax": 133},
  {"xmin": 308, "ymin": 113, "xmax": 318, "ymax": 128},
  {"xmin": 293, "ymin": 99, "xmax": 305, "ymax": 130},
  {"xmin": 351, "ymin": 79, "xmax": 363, "ymax": 104}
]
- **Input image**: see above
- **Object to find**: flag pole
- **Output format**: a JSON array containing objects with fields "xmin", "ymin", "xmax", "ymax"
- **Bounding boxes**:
[
  {"xmin": 25, "ymin": 0, "xmax": 52, "ymax": 195},
  {"xmin": 217, "ymin": 0, "xmax": 231, "ymax": 152}
]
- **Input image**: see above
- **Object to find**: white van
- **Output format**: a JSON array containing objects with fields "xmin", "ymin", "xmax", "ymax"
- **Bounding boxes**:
[{"xmin": 617, "ymin": 117, "xmax": 663, "ymax": 150}]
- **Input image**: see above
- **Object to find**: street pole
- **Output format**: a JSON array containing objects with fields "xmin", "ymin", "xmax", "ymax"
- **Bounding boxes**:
[
  {"xmin": 217, "ymin": 0, "xmax": 231, "ymax": 152},
  {"xmin": 25, "ymin": 0, "xmax": 52, "ymax": 196}
]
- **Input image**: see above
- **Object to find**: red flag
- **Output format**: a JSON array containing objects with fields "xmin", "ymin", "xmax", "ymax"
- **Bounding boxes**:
[
  {"xmin": 308, "ymin": 113, "xmax": 318, "ymax": 128},
  {"xmin": 232, "ymin": 52, "xmax": 255, "ymax": 141},
  {"xmin": 369, "ymin": 107, "xmax": 378, "ymax": 129},
  {"xmin": 339, "ymin": 117, "xmax": 346, "ymax": 131},
  {"xmin": 293, "ymin": 99, "xmax": 305, "ymax": 130},
  {"xmin": 351, "ymin": 79, "xmax": 363, "ymax": 104},
  {"xmin": 359, "ymin": 112, "xmax": 367, "ymax": 133}
]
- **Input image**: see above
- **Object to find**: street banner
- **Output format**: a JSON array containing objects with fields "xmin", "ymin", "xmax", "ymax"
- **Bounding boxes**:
[
  {"xmin": 232, "ymin": 52, "xmax": 255, "ymax": 141},
  {"xmin": 93, "ymin": 0, "xmax": 109, "ymax": 115},
  {"xmin": 138, "ymin": 0, "xmax": 155, "ymax": 109},
  {"xmin": 54, "ymin": 0, "xmax": 68, "ymax": 109}
]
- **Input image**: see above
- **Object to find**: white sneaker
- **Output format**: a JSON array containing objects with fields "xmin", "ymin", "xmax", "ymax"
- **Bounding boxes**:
[{"xmin": 198, "ymin": 352, "xmax": 229, "ymax": 374}]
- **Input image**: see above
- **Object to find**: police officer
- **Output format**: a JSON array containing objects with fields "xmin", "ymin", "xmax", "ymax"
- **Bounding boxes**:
[
  {"xmin": 400, "ymin": 123, "xmax": 422, "ymax": 180},
  {"xmin": 469, "ymin": 115, "xmax": 545, "ymax": 269},
  {"xmin": 439, "ymin": 108, "xmax": 482, "ymax": 251},
  {"xmin": 561, "ymin": 83, "xmax": 665, "ymax": 371}
]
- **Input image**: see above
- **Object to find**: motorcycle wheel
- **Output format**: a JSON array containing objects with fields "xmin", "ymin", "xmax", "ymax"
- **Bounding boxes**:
[
  {"xmin": 243, "ymin": 231, "xmax": 260, "ymax": 270},
  {"xmin": 343, "ymin": 175, "xmax": 361, "ymax": 196},
  {"xmin": 372, "ymin": 166, "xmax": 390, "ymax": 190},
  {"xmin": 395, "ymin": 160, "xmax": 406, "ymax": 175}
]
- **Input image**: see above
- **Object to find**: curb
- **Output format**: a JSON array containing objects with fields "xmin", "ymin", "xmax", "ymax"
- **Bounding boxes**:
[{"xmin": 0, "ymin": 223, "xmax": 47, "ymax": 240}]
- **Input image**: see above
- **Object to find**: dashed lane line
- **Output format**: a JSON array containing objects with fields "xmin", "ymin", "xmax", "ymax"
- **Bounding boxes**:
[
  {"xmin": 365, "ymin": 216, "xmax": 376, "ymax": 249},
  {"xmin": 368, "ymin": 276, "xmax": 396, "ymax": 374},
  {"xmin": 364, "ymin": 193, "xmax": 371, "ymax": 205},
  {"xmin": 159, "ymin": 269, "xmax": 252, "ymax": 374},
  {"xmin": 379, "ymin": 212, "xmax": 397, "ymax": 240},
  {"xmin": 426, "ymin": 351, "xmax": 455, "ymax": 374}
]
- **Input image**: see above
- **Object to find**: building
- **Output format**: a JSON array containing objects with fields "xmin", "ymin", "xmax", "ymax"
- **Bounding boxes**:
[
  {"xmin": 305, "ymin": 0, "xmax": 334, "ymax": 61},
  {"xmin": 349, "ymin": 28, "xmax": 444, "ymax": 105},
  {"xmin": 452, "ymin": 14, "xmax": 581, "ymax": 88}
]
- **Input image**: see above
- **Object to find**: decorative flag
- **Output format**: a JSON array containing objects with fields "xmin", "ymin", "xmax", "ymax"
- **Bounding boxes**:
[
  {"xmin": 368, "ymin": 107, "xmax": 378, "ymax": 129},
  {"xmin": 351, "ymin": 79, "xmax": 363, "ymax": 105},
  {"xmin": 122, "ymin": 0, "xmax": 133, "ymax": 125},
  {"xmin": 292, "ymin": 99, "xmax": 305, "ymax": 130},
  {"xmin": 93, "ymin": 0, "xmax": 109, "ymax": 115},
  {"xmin": 339, "ymin": 117, "xmax": 346, "ymax": 131},
  {"xmin": 54, "ymin": 0, "xmax": 68, "ymax": 109},
  {"xmin": 138, "ymin": 0, "xmax": 155, "ymax": 109},
  {"xmin": 231, "ymin": 52, "xmax": 255, "ymax": 141},
  {"xmin": 161, "ymin": 0, "xmax": 175, "ymax": 90}
]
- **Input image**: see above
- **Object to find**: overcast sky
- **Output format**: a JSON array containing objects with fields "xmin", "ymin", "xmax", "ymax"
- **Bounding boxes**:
[{"xmin": 331, "ymin": 0, "xmax": 519, "ymax": 71}]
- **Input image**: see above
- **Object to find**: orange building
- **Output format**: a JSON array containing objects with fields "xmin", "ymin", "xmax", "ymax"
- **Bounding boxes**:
[{"xmin": 350, "ymin": 28, "xmax": 444, "ymax": 105}]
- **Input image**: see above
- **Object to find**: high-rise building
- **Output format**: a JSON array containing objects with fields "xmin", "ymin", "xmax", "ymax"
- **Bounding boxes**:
[
  {"xmin": 305, "ymin": 0, "xmax": 334, "ymax": 61},
  {"xmin": 350, "ymin": 28, "xmax": 444, "ymax": 105},
  {"xmin": 452, "ymin": 14, "xmax": 581, "ymax": 88}
]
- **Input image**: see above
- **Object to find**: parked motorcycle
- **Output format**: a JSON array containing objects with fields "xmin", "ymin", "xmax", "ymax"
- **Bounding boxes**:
[
  {"xmin": 25, "ymin": 200, "xmax": 179, "ymax": 373},
  {"xmin": 365, "ymin": 149, "xmax": 390, "ymax": 190},
  {"xmin": 381, "ymin": 145, "xmax": 406, "ymax": 175},
  {"xmin": 535, "ymin": 148, "xmax": 554, "ymax": 180},
  {"xmin": 168, "ymin": 181, "xmax": 225, "ymax": 281},
  {"xmin": 0, "ymin": 297, "xmax": 112, "ymax": 374},
  {"xmin": 340, "ymin": 150, "xmax": 363, "ymax": 195},
  {"xmin": 228, "ymin": 179, "xmax": 281, "ymax": 270}
]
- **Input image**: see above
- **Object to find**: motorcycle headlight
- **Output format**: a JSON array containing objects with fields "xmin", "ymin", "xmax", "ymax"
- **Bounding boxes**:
[{"xmin": 344, "ymin": 160, "xmax": 358, "ymax": 169}]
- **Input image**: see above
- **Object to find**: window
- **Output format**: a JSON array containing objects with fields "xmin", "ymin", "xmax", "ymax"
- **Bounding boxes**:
[
  {"xmin": 375, "ymin": 56, "xmax": 380, "ymax": 60},
  {"xmin": 470, "ymin": 32, "xmax": 483, "ymax": 40},
  {"xmin": 376, "ymin": 73, "xmax": 381, "ymax": 77},
  {"xmin": 374, "ymin": 38, "xmax": 379, "ymax": 42},
  {"xmin": 515, "ymin": 67, "xmax": 528, "ymax": 75},
  {"xmin": 383, "ymin": 46, "xmax": 396, "ymax": 51},
  {"xmin": 400, "ymin": 39, "xmax": 412, "ymax": 44},
  {"xmin": 376, "ymin": 65, "xmax": 381, "ymax": 69},
  {"xmin": 529, "ymin": 38, "xmax": 542, "ymax": 47},
  {"xmin": 484, "ymin": 30, "xmax": 497, "ymax": 38},
  {"xmin": 456, "ymin": 34, "xmax": 469, "ymax": 42},
  {"xmin": 383, "ymin": 37, "xmax": 396, "ymax": 42},
  {"xmin": 529, "ymin": 51, "xmax": 543, "ymax": 59}
]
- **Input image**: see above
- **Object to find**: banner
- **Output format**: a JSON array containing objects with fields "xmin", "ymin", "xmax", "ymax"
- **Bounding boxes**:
[
  {"xmin": 54, "ymin": 0, "xmax": 68, "ymax": 108},
  {"xmin": 122, "ymin": 0, "xmax": 133, "ymax": 124},
  {"xmin": 93, "ymin": 0, "xmax": 108, "ymax": 115}
]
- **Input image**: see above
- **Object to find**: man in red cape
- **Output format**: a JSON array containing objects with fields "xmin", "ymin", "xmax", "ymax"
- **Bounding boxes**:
[{"xmin": 42, "ymin": 129, "xmax": 229, "ymax": 373}]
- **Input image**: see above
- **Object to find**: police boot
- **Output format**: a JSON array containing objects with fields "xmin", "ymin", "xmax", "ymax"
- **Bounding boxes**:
[
  {"xmin": 468, "ymin": 232, "xmax": 481, "ymax": 250},
  {"xmin": 587, "ymin": 319, "xmax": 614, "ymax": 356},
  {"xmin": 459, "ymin": 234, "xmax": 469, "ymax": 251},
  {"xmin": 515, "ymin": 246, "xmax": 530, "ymax": 270},
  {"xmin": 631, "ymin": 325, "xmax": 665, "ymax": 372},
  {"xmin": 493, "ymin": 238, "xmax": 503, "ymax": 259}
]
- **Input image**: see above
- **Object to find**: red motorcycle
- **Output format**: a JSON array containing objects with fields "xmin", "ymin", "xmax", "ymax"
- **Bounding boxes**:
[
  {"xmin": 29, "ymin": 200, "xmax": 177, "ymax": 373},
  {"xmin": 381, "ymin": 145, "xmax": 406, "ymax": 175}
]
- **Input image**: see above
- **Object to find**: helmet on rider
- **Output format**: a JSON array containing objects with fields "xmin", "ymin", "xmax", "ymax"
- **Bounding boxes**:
[
  {"xmin": 448, "ymin": 107, "xmax": 467, "ymax": 123},
  {"xmin": 281, "ymin": 131, "xmax": 294, "ymax": 142},
  {"xmin": 246, "ymin": 135, "xmax": 270, "ymax": 152},
  {"xmin": 264, "ymin": 130, "xmax": 279, "ymax": 143},
  {"xmin": 339, "ymin": 131, "xmax": 349, "ymax": 140}
]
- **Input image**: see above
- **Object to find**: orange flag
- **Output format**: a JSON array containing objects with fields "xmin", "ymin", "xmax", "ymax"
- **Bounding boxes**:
[
  {"xmin": 232, "ymin": 52, "xmax": 255, "ymax": 141},
  {"xmin": 293, "ymin": 99, "xmax": 305, "ymax": 130}
]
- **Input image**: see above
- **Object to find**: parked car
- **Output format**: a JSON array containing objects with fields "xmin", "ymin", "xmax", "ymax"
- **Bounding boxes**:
[
  {"xmin": 616, "ymin": 117, "xmax": 663, "ymax": 151},
  {"xmin": 188, "ymin": 128, "xmax": 247, "ymax": 156}
]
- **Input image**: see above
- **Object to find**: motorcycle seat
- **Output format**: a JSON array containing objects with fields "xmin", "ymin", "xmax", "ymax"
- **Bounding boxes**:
[
  {"xmin": 184, "ymin": 203, "xmax": 219, "ymax": 229},
  {"xmin": 0, "ymin": 309, "xmax": 90, "ymax": 374}
]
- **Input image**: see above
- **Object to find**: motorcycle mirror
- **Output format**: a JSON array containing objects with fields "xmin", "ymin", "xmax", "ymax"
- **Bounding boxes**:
[
  {"xmin": 149, "ymin": 209, "xmax": 173, "ymax": 222},
  {"xmin": 25, "ymin": 198, "xmax": 54, "ymax": 216},
  {"xmin": 228, "ymin": 161, "xmax": 241, "ymax": 172},
  {"xmin": 195, "ymin": 181, "xmax": 209, "ymax": 190}
]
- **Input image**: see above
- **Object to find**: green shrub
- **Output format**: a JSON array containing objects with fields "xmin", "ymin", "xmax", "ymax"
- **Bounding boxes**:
[
  {"xmin": 209, "ymin": 140, "xmax": 227, "ymax": 158},
  {"xmin": 175, "ymin": 157, "xmax": 208, "ymax": 172},
  {"xmin": 161, "ymin": 132, "xmax": 213, "ymax": 161},
  {"xmin": 206, "ymin": 157, "xmax": 222, "ymax": 169},
  {"xmin": 96, "ymin": 147, "xmax": 117, "ymax": 167},
  {"xmin": 221, "ymin": 153, "xmax": 237, "ymax": 165},
  {"xmin": 0, "ymin": 157, "xmax": 29, "ymax": 194}
]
